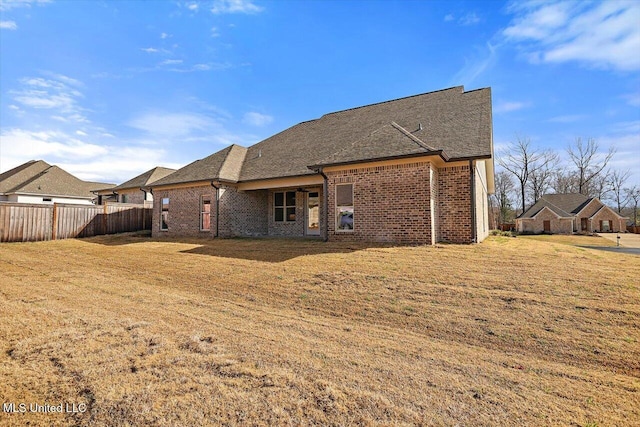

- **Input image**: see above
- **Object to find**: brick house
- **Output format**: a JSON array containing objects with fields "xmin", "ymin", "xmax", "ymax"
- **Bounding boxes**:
[
  {"xmin": 516, "ymin": 193, "xmax": 628, "ymax": 234},
  {"xmin": 148, "ymin": 86, "xmax": 495, "ymax": 244},
  {"xmin": 94, "ymin": 167, "xmax": 176, "ymax": 205}
]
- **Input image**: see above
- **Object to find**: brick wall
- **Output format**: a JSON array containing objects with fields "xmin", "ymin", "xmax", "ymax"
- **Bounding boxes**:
[
  {"xmin": 118, "ymin": 188, "xmax": 146, "ymax": 204},
  {"xmin": 437, "ymin": 165, "xmax": 473, "ymax": 243},
  {"xmin": 519, "ymin": 209, "xmax": 572, "ymax": 234},
  {"xmin": 590, "ymin": 207, "xmax": 625, "ymax": 232},
  {"xmin": 430, "ymin": 166, "xmax": 439, "ymax": 244},
  {"xmin": 218, "ymin": 186, "xmax": 268, "ymax": 237},
  {"xmin": 265, "ymin": 187, "xmax": 324, "ymax": 237},
  {"xmin": 151, "ymin": 185, "xmax": 216, "ymax": 238},
  {"xmin": 326, "ymin": 162, "xmax": 432, "ymax": 244}
]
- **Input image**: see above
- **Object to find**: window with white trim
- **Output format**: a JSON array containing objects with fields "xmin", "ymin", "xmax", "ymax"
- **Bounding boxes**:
[
  {"xmin": 274, "ymin": 191, "xmax": 296, "ymax": 222},
  {"xmin": 160, "ymin": 197, "xmax": 169, "ymax": 231},
  {"xmin": 200, "ymin": 196, "xmax": 211, "ymax": 231},
  {"xmin": 336, "ymin": 184, "xmax": 354, "ymax": 231}
]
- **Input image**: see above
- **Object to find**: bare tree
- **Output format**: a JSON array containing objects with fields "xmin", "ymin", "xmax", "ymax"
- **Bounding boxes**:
[
  {"xmin": 528, "ymin": 151, "xmax": 559, "ymax": 202},
  {"xmin": 566, "ymin": 137, "xmax": 615, "ymax": 196},
  {"xmin": 499, "ymin": 136, "xmax": 556, "ymax": 214},
  {"xmin": 625, "ymin": 185, "xmax": 640, "ymax": 226},
  {"xmin": 551, "ymin": 170, "xmax": 578, "ymax": 194},
  {"xmin": 608, "ymin": 169, "xmax": 631, "ymax": 213},
  {"xmin": 492, "ymin": 171, "xmax": 515, "ymax": 225}
]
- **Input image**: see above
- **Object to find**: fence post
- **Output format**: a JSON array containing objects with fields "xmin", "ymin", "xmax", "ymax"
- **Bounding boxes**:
[{"xmin": 51, "ymin": 203, "xmax": 58, "ymax": 240}]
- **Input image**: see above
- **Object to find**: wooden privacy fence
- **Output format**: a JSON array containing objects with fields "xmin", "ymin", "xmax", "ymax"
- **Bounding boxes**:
[{"xmin": 0, "ymin": 202, "xmax": 152, "ymax": 243}]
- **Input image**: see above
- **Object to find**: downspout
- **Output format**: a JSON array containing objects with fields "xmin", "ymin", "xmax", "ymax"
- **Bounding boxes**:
[
  {"xmin": 469, "ymin": 160, "xmax": 477, "ymax": 243},
  {"xmin": 210, "ymin": 181, "xmax": 220, "ymax": 237},
  {"xmin": 318, "ymin": 168, "xmax": 329, "ymax": 242}
]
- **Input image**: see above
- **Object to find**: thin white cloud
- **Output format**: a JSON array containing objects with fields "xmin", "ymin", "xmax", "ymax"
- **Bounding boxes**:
[
  {"xmin": 10, "ymin": 76, "xmax": 86, "ymax": 123},
  {"xmin": 243, "ymin": 111, "xmax": 273, "ymax": 127},
  {"xmin": 9, "ymin": 104, "xmax": 20, "ymax": 110},
  {"xmin": 211, "ymin": 26, "xmax": 220, "ymax": 37},
  {"xmin": 0, "ymin": 20, "xmax": 17, "ymax": 29},
  {"xmin": 503, "ymin": 1, "xmax": 640, "ymax": 71},
  {"xmin": 443, "ymin": 14, "xmax": 454, "ymax": 22},
  {"xmin": 459, "ymin": 12, "xmax": 480, "ymax": 26},
  {"xmin": 0, "ymin": 0, "xmax": 51, "ymax": 11},
  {"xmin": 160, "ymin": 59, "xmax": 183, "ymax": 65},
  {"xmin": 128, "ymin": 112, "xmax": 216, "ymax": 137},
  {"xmin": 140, "ymin": 47, "xmax": 168, "ymax": 53},
  {"xmin": 160, "ymin": 32, "xmax": 171, "ymax": 39},
  {"xmin": 210, "ymin": 0, "xmax": 263, "ymax": 15},
  {"xmin": 0, "ymin": 129, "xmax": 108, "ymax": 160},
  {"xmin": 450, "ymin": 42, "xmax": 497, "ymax": 85},
  {"xmin": 187, "ymin": 2, "xmax": 198, "ymax": 11},
  {"xmin": 547, "ymin": 114, "xmax": 588, "ymax": 123},
  {"xmin": 494, "ymin": 101, "xmax": 529, "ymax": 114},
  {"xmin": 75, "ymin": 130, "xmax": 88, "ymax": 136},
  {"xmin": 622, "ymin": 92, "xmax": 640, "ymax": 108}
]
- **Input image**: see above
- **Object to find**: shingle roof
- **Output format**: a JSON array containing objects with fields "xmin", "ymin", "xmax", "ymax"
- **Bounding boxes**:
[
  {"xmin": 0, "ymin": 160, "xmax": 50, "ymax": 194},
  {"xmin": 151, "ymin": 86, "xmax": 492, "ymax": 187},
  {"xmin": 240, "ymin": 86, "xmax": 492, "ymax": 181},
  {"xmin": 519, "ymin": 193, "xmax": 591, "ymax": 219},
  {"xmin": 107, "ymin": 167, "xmax": 177, "ymax": 191},
  {"xmin": 150, "ymin": 144, "xmax": 247, "ymax": 187},
  {"xmin": 0, "ymin": 160, "xmax": 113, "ymax": 199}
]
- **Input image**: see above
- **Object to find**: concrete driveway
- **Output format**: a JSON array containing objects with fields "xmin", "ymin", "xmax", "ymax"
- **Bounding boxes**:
[
  {"xmin": 597, "ymin": 232, "xmax": 640, "ymax": 249},
  {"xmin": 588, "ymin": 232, "xmax": 640, "ymax": 255}
]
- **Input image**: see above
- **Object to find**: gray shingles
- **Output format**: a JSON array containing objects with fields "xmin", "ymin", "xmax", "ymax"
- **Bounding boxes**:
[
  {"xmin": 108, "ymin": 167, "xmax": 177, "ymax": 191},
  {"xmin": 1, "ymin": 162, "xmax": 113, "ymax": 199},
  {"xmin": 150, "ymin": 145, "xmax": 246, "ymax": 187},
  {"xmin": 152, "ymin": 86, "xmax": 492, "ymax": 186},
  {"xmin": 240, "ymin": 86, "xmax": 492, "ymax": 181},
  {"xmin": 519, "ymin": 193, "xmax": 591, "ymax": 219}
]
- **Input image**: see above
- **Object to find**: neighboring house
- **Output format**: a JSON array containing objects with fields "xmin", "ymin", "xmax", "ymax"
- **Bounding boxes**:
[
  {"xmin": 94, "ymin": 167, "xmax": 176, "ymax": 205},
  {"xmin": 0, "ymin": 160, "xmax": 113, "ymax": 205},
  {"xmin": 148, "ymin": 86, "xmax": 495, "ymax": 244},
  {"xmin": 516, "ymin": 193, "xmax": 628, "ymax": 234}
]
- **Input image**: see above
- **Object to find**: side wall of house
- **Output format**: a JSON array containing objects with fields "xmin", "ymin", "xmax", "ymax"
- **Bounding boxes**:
[
  {"xmin": 118, "ymin": 188, "xmax": 146, "ymax": 204},
  {"xmin": 437, "ymin": 165, "xmax": 473, "ymax": 243},
  {"xmin": 218, "ymin": 185, "xmax": 268, "ymax": 237},
  {"xmin": 326, "ymin": 162, "xmax": 432, "ymax": 244},
  {"xmin": 474, "ymin": 160, "xmax": 490, "ymax": 242},
  {"xmin": 152, "ymin": 185, "xmax": 217, "ymax": 238},
  {"xmin": 519, "ymin": 210, "xmax": 572, "ymax": 234},
  {"xmin": 590, "ymin": 207, "xmax": 625, "ymax": 232},
  {"xmin": 430, "ymin": 166, "xmax": 439, "ymax": 244}
]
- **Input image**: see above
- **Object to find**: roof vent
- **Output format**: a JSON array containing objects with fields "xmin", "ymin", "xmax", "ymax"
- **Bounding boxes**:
[
  {"xmin": 418, "ymin": 123, "xmax": 423, "ymax": 131},
  {"xmin": 258, "ymin": 149, "xmax": 262, "ymax": 158}
]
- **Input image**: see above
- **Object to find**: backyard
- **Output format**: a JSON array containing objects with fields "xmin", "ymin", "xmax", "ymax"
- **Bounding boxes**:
[{"xmin": 0, "ymin": 234, "xmax": 638, "ymax": 426}]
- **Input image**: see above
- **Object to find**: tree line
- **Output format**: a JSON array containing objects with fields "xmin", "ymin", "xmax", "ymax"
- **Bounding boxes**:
[{"xmin": 492, "ymin": 136, "xmax": 639, "ymax": 226}]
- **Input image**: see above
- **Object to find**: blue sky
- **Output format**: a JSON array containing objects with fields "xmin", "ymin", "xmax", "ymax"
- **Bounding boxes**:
[{"xmin": 1, "ymin": 0, "xmax": 638, "ymax": 187}]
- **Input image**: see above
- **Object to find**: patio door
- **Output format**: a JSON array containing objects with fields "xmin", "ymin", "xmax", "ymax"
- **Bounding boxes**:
[{"xmin": 306, "ymin": 191, "xmax": 320, "ymax": 236}]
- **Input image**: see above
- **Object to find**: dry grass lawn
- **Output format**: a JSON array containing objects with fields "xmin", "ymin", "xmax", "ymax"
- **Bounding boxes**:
[{"xmin": 0, "ymin": 233, "xmax": 638, "ymax": 426}]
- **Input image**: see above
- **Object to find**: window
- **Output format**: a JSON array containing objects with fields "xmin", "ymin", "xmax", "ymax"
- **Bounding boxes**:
[
  {"xmin": 120, "ymin": 194, "xmax": 128, "ymax": 203},
  {"xmin": 336, "ymin": 184, "xmax": 354, "ymax": 231},
  {"xmin": 160, "ymin": 197, "xmax": 169, "ymax": 231},
  {"xmin": 200, "ymin": 196, "xmax": 211, "ymax": 231},
  {"xmin": 274, "ymin": 191, "xmax": 296, "ymax": 222}
]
